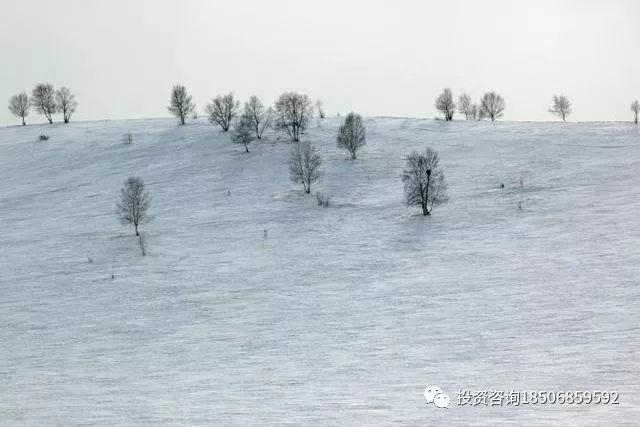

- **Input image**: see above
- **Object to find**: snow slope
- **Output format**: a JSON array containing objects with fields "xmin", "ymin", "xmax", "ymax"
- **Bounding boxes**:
[{"xmin": 1, "ymin": 117, "xmax": 639, "ymax": 425}]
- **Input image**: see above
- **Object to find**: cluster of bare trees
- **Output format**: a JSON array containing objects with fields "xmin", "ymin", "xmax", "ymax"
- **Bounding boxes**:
[
  {"xmin": 8, "ymin": 83, "xmax": 77, "ymax": 125},
  {"xmin": 167, "ymin": 86, "xmax": 322, "ymax": 150},
  {"xmin": 287, "ymin": 109, "xmax": 369, "ymax": 195},
  {"xmin": 434, "ymin": 89, "xmax": 506, "ymax": 122}
]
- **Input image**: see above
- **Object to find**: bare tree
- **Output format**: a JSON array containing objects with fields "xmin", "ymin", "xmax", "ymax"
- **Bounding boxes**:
[
  {"xmin": 401, "ymin": 148, "xmax": 448, "ymax": 215},
  {"xmin": 275, "ymin": 92, "xmax": 314, "ymax": 141},
  {"xmin": 168, "ymin": 84, "xmax": 195, "ymax": 125},
  {"xmin": 435, "ymin": 88, "xmax": 455, "ymax": 121},
  {"xmin": 231, "ymin": 114, "xmax": 255, "ymax": 153},
  {"xmin": 8, "ymin": 92, "xmax": 29, "ymax": 125},
  {"xmin": 315, "ymin": 99, "xmax": 325, "ymax": 119},
  {"xmin": 205, "ymin": 93, "xmax": 239, "ymax": 131},
  {"xmin": 457, "ymin": 93, "xmax": 475, "ymax": 120},
  {"xmin": 243, "ymin": 95, "xmax": 272, "ymax": 139},
  {"xmin": 117, "ymin": 177, "xmax": 150, "ymax": 236},
  {"xmin": 55, "ymin": 87, "xmax": 77, "ymax": 123},
  {"xmin": 289, "ymin": 141, "xmax": 321, "ymax": 193},
  {"xmin": 122, "ymin": 133, "xmax": 134, "ymax": 144},
  {"xmin": 549, "ymin": 94, "xmax": 572, "ymax": 122},
  {"xmin": 336, "ymin": 112, "xmax": 366, "ymax": 159},
  {"xmin": 31, "ymin": 83, "xmax": 57, "ymax": 123},
  {"xmin": 479, "ymin": 91, "xmax": 505, "ymax": 122},
  {"xmin": 631, "ymin": 100, "xmax": 640, "ymax": 125},
  {"xmin": 470, "ymin": 103, "xmax": 480, "ymax": 120}
]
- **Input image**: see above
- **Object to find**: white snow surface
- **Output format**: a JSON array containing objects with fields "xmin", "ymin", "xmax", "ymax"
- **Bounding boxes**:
[{"xmin": 1, "ymin": 117, "xmax": 639, "ymax": 425}]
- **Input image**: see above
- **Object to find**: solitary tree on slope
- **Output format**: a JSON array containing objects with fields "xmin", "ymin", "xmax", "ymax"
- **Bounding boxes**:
[
  {"xmin": 336, "ymin": 112, "xmax": 366, "ymax": 159},
  {"xmin": 168, "ymin": 84, "xmax": 196, "ymax": 125},
  {"xmin": 549, "ymin": 94, "xmax": 572, "ymax": 122},
  {"xmin": 435, "ymin": 88, "xmax": 455, "ymax": 121},
  {"xmin": 117, "ymin": 176, "xmax": 150, "ymax": 237},
  {"xmin": 8, "ymin": 92, "xmax": 30, "ymax": 125},
  {"xmin": 289, "ymin": 141, "xmax": 321, "ymax": 193},
  {"xmin": 402, "ymin": 148, "xmax": 448, "ymax": 215}
]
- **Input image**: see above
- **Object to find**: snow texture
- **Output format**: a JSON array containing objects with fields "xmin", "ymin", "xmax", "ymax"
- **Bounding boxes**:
[{"xmin": 1, "ymin": 117, "xmax": 639, "ymax": 425}]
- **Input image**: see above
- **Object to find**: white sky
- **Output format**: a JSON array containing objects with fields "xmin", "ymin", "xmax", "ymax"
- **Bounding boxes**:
[{"xmin": 1, "ymin": 0, "xmax": 639, "ymax": 125}]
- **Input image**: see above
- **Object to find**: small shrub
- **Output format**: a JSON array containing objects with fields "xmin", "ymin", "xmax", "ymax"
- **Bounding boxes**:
[
  {"xmin": 123, "ymin": 133, "xmax": 134, "ymax": 144},
  {"xmin": 39, "ymin": 134, "xmax": 49, "ymax": 141},
  {"xmin": 315, "ymin": 191, "xmax": 330, "ymax": 207}
]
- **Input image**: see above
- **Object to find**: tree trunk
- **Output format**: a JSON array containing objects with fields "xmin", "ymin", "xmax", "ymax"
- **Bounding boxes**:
[
  {"xmin": 135, "ymin": 224, "xmax": 139, "ymax": 236},
  {"xmin": 22, "ymin": 117, "xmax": 25, "ymax": 126},
  {"xmin": 424, "ymin": 174, "xmax": 431, "ymax": 214}
]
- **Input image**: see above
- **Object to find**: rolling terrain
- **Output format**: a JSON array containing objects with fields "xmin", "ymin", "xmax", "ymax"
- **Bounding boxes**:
[{"xmin": 1, "ymin": 116, "xmax": 639, "ymax": 425}]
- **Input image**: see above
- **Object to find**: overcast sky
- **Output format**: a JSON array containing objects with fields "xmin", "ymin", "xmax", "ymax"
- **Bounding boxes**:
[{"xmin": 1, "ymin": 0, "xmax": 639, "ymax": 125}]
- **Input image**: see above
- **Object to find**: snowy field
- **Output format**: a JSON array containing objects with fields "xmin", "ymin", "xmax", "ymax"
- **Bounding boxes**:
[{"xmin": 1, "ymin": 116, "xmax": 639, "ymax": 425}]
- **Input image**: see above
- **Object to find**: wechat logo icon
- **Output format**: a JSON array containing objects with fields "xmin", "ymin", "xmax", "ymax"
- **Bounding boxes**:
[{"xmin": 424, "ymin": 385, "xmax": 451, "ymax": 408}]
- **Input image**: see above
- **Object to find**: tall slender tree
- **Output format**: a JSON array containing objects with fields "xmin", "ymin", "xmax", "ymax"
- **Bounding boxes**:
[{"xmin": 117, "ymin": 177, "xmax": 150, "ymax": 236}]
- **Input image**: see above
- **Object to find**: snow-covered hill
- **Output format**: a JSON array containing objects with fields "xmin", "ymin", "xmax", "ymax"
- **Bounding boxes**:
[{"xmin": 1, "ymin": 117, "xmax": 639, "ymax": 425}]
